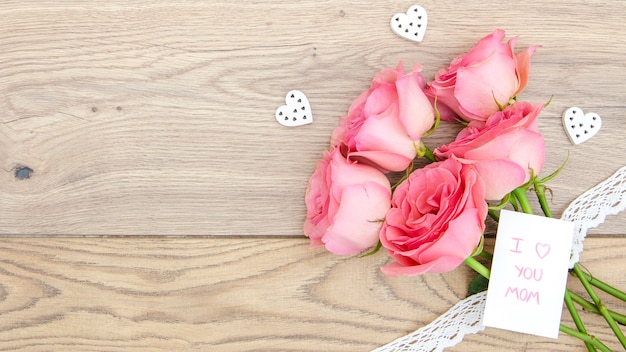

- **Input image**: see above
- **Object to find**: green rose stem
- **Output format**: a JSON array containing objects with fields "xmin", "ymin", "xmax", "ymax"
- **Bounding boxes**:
[
  {"xmin": 463, "ymin": 256, "xmax": 611, "ymax": 352},
  {"xmin": 569, "ymin": 291, "xmax": 626, "ymax": 325},
  {"xmin": 573, "ymin": 264, "xmax": 626, "ymax": 349},
  {"xmin": 573, "ymin": 270, "xmax": 626, "ymax": 303},
  {"xmin": 532, "ymin": 185, "xmax": 626, "ymax": 349},
  {"xmin": 464, "ymin": 256, "xmax": 490, "ymax": 280},
  {"xmin": 559, "ymin": 325, "xmax": 612, "ymax": 352},
  {"xmin": 417, "ymin": 141, "xmax": 437, "ymax": 163},
  {"xmin": 511, "ymin": 187, "xmax": 533, "ymax": 214},
  {"xmin": 487, "ymin": 209, "xmax": 500, "ymax": 222},
  {"xmin": 534, "ymin": 181, "xmax": 552, "ymax": 218},
  {"xmin": 564, "ymin": 289, "xmax": 596, "ymax": 352}
]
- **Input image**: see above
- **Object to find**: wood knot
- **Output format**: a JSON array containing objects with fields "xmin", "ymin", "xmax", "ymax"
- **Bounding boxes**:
[{"xmin": 15, "ymin": 166, "xmax": 33, "ymax": 180}]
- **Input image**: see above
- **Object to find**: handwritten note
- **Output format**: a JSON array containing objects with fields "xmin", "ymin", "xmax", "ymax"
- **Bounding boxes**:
[{"xmin": 483, "ymin": 210, "xmax": 574, "ymax": 339}]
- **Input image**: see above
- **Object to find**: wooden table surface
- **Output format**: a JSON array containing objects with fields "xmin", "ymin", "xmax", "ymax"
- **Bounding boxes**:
[{"xmin": 1, "ymin": 1, "xmax": 625, "ymax": 351}]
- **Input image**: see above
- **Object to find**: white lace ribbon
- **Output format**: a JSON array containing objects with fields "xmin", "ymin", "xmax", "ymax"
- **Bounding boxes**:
[
  {"xmin": 562, "ymin": 166, "xmax": 626, "ymax": 268},
  {"xmin": 371, "ymin": 291, "xmax": 487, "ymax": 352},
  {"xmin": 372, "ymin": 166, "xmax": 626, "ymax": 352}
]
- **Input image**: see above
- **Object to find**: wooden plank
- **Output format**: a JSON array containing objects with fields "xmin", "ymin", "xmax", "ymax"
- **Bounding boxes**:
[
  {"xmin": 0, "ymin": 237, "xmax": 623, "ymax": 351},
  {"xmin": 1, "ymin": 1, "xmax": 625, "ymax": 236}
]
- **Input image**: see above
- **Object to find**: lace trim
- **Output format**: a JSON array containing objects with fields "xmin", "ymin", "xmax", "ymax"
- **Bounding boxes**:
[
  {"xmin": 371, "ymin": 292, "xmax": 487, "ymax": 352},
  {"xmin": 372, "ymin": 166, "xmax": 626, "ymax": 352},
  {"xmin": 562, "ymin": 166, "xmax": 626, "ymax": 268}
]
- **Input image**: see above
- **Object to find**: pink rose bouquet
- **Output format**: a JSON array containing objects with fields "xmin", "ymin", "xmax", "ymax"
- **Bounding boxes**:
[{"xmin": 304, "ymin": 30, "xmax": 626, "ymax": 350}]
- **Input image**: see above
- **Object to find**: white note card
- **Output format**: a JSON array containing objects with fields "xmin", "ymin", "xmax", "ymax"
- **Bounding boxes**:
[{"xmin": 483, "ymin": 210, "xmax": 574, "ymax": 339}]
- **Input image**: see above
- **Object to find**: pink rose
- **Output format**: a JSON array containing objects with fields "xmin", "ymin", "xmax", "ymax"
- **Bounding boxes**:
[
  {"xmin": 304, "ymin": 148, "xmax": 391, "ymax": 255},
  {"xmin": 331, "ymin": 62, "xmax": 435, "ymax": 172},
  {"xmin": 434, "ymin": 101, "xmax": 546, "ymax": 200},
  {"xmin": 380, "ymin": 159, "xmax": 487, "ymax": 276},
  {"xmin": 426, "ymin": 29, "xmax": 538, "ymax": 123}
]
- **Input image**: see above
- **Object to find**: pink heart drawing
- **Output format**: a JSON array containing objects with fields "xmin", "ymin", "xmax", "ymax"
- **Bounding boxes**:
[{"xmin": 536, "ymin": 243, "xmax": 550, "ymax": 259}]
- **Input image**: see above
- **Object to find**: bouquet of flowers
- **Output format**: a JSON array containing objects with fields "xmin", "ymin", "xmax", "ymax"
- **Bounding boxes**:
[{"xmin": 303, "ymin": 30, "xmax": 626, "ymax": 351}]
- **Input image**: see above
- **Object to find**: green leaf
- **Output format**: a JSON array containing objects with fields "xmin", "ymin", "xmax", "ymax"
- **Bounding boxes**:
[
  {"xmin": 538, "ymin": 152, "xmax": 569, "ymax": 184},
  {"xmin": 470, "ymin": 235, "xmax": 486, "ymax": 257},
  {"xmin": 468, "ymin": 274, "xmax": 490, "ymax": 296},
  {"xmin": 544, "ymin": 95, "xmax": 554, "ymax": 108},
  {"xmin": 422, "ymin": 96, "xmax": 441, "ymax": 137},
  {"xmin": 360, "ymin": 241, "xmax": 383, "ymax": 257},
  {"xmin": 492, "ymin": 91, "xmax": 505, "ymax": 111},
  {"xmin": 488, "ymin": 193, "xmax": 510, "ymax": 211}
]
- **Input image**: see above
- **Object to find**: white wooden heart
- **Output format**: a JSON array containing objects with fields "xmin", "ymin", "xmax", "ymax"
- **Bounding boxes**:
[
  {"xmin": 275, "ymin": 90, "xmax": 313, "ymax": 127},
  {"xmin": 562, "ymin": 107, "xmax": 602, "ymax": 145},
  {"xmin": 390, "ymin": 5, "xmax": 428, "ymax": 42}
]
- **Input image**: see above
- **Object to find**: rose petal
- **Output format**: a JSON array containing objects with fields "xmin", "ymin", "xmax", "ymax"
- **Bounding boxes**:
[
  {"xmin": 513, "ymin": 44, "xmax": 539, "ymax": 96},
  {"xmin": 381, "ymin": 259, "xmax": 440, "ymax": 276},
  {"xmin": 472, "ymin": 159, "xmax": 526, "ymax": 200},
  {"xmin": 454, "ymin": 53, "xmax": 517, "ymax": 119},
  {"xmin": 417, "ymin": 209, "xmax": 483, "ymax": 271},
  {"xmin": 348, "ymin": 150, "xmax": 414, "ymax": 173},
  {"xmin": 396, "ymin": 72, "xmax": 435, "ymax": 139},
  {"xmin": 324, "ymin": 182, "xmax": 391, "ymax": 255}
]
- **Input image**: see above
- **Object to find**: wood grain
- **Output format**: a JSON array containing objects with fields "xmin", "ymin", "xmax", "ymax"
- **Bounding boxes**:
[
  {"xmin": 1, "ymin": 1, "xmax": 625, "ymax": 351},
  {"xmin": 1, "ymin": 0, "xmax": 625, "ymax": 236},
  {"xmin": 0, "ymin": 237, "xmax": 623, "ymax": 351}
]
